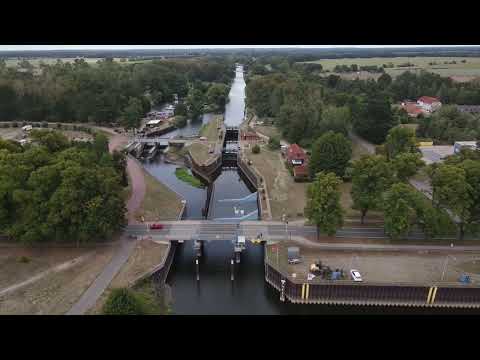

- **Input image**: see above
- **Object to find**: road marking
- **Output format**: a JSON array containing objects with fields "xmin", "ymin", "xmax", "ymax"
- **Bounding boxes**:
[
  {"xmin": 426, "ymin": 287, "xmax": 433, "ymax": 304},
  {"xmin": 430, "ymin": 287, "xmax": 438, "ymax": 305},
  {"xmin": 305, "ymin": 283, "xmax": 310, "ymax": 300},
  {"xmin": 301, "ymin": 283, "xmax": 306, "ymax": 300}
]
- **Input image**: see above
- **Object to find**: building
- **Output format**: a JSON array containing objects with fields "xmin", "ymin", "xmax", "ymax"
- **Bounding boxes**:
[
  {"xmin": 401, "ymin": 101, "xmax": 425, "ymax": 118},
  {"xmin": 454, "ymin": 141, "xmax": 478, "ymax": 154},
  {"xmin": 242, "ymin": 131, "xmax": 260, "ymax": 142},
  {"xmin": 456, "ymin": 105, "xmax": 480, "ymax": 114},
  {"xmin": 146, "ymin": 119, "xmax": 163, "ymax": 128},
  {"xmin": 286, "ymin": 144, "xmax": 307, "ymax": 166},
  {"xmin": 293, "ymin": 163, "xmax": 309, "ymax": 181},
  {"xmin": 417, "ymin": 96, "xmax": 442, "ymax": 113}
]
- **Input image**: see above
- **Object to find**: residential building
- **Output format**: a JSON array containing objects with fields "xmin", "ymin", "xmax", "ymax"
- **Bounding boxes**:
[
  {"xmin": 401, "ymin": 101, "xmax": 425, "ymax": 118},
  {"xmin": 454, "ymin": 141, "xmax": 478, "ymax": 154},
  {"xmin": 417, "ymin": 96, "xmax": 442, "ymax": 113},
  {"xmin": 286, "ymin": 144, "xmax": 307, "ymax": 166}
]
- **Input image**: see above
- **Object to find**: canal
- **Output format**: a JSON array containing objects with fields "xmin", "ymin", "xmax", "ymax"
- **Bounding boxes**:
[{"xmin": 148, "ymin": 66, "xmax": 472, "ymax": 314}]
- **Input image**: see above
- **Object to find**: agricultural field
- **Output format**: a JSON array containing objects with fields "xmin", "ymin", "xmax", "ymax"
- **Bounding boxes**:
[
  {"xmin": 302, "ymin": 57, "xmax": 480, "ymax": 80},
  {"xmin": 2, "ymin": 57, "xmax": 155, "ymax": 69}
]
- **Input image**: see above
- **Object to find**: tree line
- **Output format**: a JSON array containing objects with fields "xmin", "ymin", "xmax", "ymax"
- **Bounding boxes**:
[
  {"xmin": 0, "ymin": 130, "xmax": 127, "ymax": 245},
  {"xmin": 0, "ymin": 57, "xmax": 235, "ymax": 127},
  {"xmin": 305, "ymin": 126, "xmax": 480, "ymax": 240}
]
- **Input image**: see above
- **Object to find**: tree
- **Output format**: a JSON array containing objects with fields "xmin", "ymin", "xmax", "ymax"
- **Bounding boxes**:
[
  {"xmin": 392, "ymin": 152, "xmax": 425, "ymax": 182},
  {"xmin": 317, "ymin": 106, "xmax": 351, "ymax": 137},
  {"xmin": 121, "ymin": 97, "xmax": 143, "ymax": 131},
  {"xmin": 305, "ymin": 172, "xmax": 344, "ymax": 238},
  {"xmin": 385, "ymin": 126, "xmax": 417, "ymax": 160},
  {"xmin": 29, "ymin": 130, "xmax": 70, "ymax": 153},
  {"xmin": 174, "ymin": 115, "xmax": 187, "ymax": 128},
  {"xmin": 377, "ymin": 73, "xmax": 392, "ymax": 88},
  {"xmin": 268, "ymin": 137, "xmax": 280, "ymax": 150},
  {"xmin": 352, "ymin": 95, "xmax": 397, "ymax": 144},
  {"xmin": 174, "ymin": 102, "xmax": 187, "ymax": 117},
  {"xmin": 252, "ymin": 144, "xmax": 260, "ymax": 154},
  {"xmin": 383, "ymin": 183, "xmax": 417, "ymax": 239},
  {"xmin": 431, "ymin": 164, "xmax": 473, "ymax": 240},
  {"xmin": 102, "ymin": 288, "xmax": 145, "ymax": 315},
  {"xmin": 309, "ymin": 131, "xmax": 352, "ymax": 177},
  {"xmin": 351, "ymin": 155, "xmax": 393, "ymax": 224},
  {"xmin": 206, "ymin": 83, "xmax": 229, "ymax": 111},
  {"xmin": 92, "ymin": 132, "xmax": 109, "ymax": 159}
]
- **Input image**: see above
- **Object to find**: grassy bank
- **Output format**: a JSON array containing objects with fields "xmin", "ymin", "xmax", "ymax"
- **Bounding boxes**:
[
  {"xmin": 135, "ymin": 170, "xmax": 183, "ymax": 222},
  {"xmin": 175, "ymin": 167, "xmax": 204, "ymax": 188},
  {"xmin": 199, "ymin": 114, "xmax": 223, "ymax": 142}
]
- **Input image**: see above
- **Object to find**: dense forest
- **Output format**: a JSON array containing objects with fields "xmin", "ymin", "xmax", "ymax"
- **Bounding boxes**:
[
  {"xmin": 246, "ymin": 58, "xmax": 480, "ymax": 146},
  {"xmin": 0, "ymin": 130, "xmax": 127, "ymax": 244},
  {"xmin": 0, "ymin": 57, "xmax": 236, "ymax": 126}
]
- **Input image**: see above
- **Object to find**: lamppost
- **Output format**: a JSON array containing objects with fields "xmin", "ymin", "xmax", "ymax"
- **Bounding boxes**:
[{"xmin": 441, "ymin": 255, "xmax": 457, "ymax": 281}]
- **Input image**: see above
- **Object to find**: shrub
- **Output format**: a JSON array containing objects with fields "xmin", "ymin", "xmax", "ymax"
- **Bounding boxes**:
[
  {"xmin": 41, "ymin": 121, "xmax": 48, "ymax": 128},
  {"xmin": 56, "ymin": 123, "xmax": 63, "ymax": 129},
  {"xmin": 252, "ymin": 144, "xmax": 260, "ymax": 154},
  {"xmin": 12, "ymin": 122, "xmax": 18, "ymax": 128},
  {"xmin": 268, "ymin": 136, "xmax": 280, "ymax": 150},
  {"xmin": 102, "ymin": 288, "xmax": 145, "ymax": 315},
  {"xmin": 18, "ymin": 256, "xmax": 30, "ymax": 263}
]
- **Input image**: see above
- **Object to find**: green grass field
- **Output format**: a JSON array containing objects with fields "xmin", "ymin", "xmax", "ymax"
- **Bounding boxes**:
[
  {"xmin": 301, "ymin": 57, "xmax": 480, "ymax": 79},
  {"xmin": 3, "ymin": 57, "xmax": 155, "ymax": 68}
]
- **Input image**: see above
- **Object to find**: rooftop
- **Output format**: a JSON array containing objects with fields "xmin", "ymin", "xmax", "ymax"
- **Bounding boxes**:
[
  {"xmin": 418, "ymin": 96, "xmax": 441, "ymax": 104},
  {"xmin": 419, "ymin": 145, "xmax": 454, "ymax": 164}
]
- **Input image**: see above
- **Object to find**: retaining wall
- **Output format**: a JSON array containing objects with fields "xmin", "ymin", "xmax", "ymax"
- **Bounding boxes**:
[{"xmin": 265, "ymin": 262, "xmax": 480, "ymax": 308}]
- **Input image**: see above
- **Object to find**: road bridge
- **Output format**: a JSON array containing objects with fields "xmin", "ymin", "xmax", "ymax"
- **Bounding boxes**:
[{"xmin": 125, "ymin": 221, "xmax": 468, "ymax": 247}]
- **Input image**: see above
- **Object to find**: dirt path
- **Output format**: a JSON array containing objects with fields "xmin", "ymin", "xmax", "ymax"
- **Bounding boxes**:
[{"xmin": 0, "ymin": 253, "xmax": 93, "ymax": 298}]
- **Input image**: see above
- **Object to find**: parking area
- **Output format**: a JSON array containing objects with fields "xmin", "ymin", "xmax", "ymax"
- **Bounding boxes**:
[{"xmin": 266, "ymin": 241, "xmax": 480, "ymax": 285}]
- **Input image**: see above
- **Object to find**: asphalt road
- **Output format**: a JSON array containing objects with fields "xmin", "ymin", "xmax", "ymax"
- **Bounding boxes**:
[{"xmin": 125, "ymin": 220, "xmax": 466, "ymax": 246}]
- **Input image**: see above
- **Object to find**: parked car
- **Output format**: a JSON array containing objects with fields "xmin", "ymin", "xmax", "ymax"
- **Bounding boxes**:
[
  {"xmin": 350, "ymin": 269, "xmax": 363, "ymax": 282},
  {"xmin": 149, "ymin": 223, "xmax": 164, "ymax": 230}
]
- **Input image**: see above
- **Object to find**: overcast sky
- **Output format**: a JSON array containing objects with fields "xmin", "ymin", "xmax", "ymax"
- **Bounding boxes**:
[{"xmin": 0, "ymin": 45, "xmax": 478, "ymax": 51}]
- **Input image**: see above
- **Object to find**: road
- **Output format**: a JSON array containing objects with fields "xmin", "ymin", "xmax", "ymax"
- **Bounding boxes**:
[{"xmin": 125, "ymin": 220, "xmax": 466, "ymax": 244}]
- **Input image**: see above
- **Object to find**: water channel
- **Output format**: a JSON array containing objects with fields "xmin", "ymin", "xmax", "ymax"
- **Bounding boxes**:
[{"xmin": 144, "ymin": 66, "xmax": 470, "ymax": 314}]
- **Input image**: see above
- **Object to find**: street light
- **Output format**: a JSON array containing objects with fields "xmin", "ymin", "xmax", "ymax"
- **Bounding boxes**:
[{"xmin": 441, "ymin": 255, "xmax": 457, "ymax": 281}]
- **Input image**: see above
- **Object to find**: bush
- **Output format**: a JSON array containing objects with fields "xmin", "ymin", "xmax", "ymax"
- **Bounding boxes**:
[
  {"xmin": 102, "ymin": 288, "xmax": 146, "ymax": 315},
  {"xmin": 268, "ymin": 136, "xmax": 280, "ymax": 150},
  {"xmin": 56, "ymin": 123, "xmax": 63, "ymax": 129},
  {"xmin": 41, "ymin": 121, "xmax": 48, "ymax": 128},
  {"xmin": 18, "ymin": 256, "xmax": 30, "ymax": 263},
  {"xmin": 252, "ymin": 144, "xmax": 260, "ymax": 154},
  {"xmin": 12, "ymin": 122, "xmax": 18, "ymax": 128}
]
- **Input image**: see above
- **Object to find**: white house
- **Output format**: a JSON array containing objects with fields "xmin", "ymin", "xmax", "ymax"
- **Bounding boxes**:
[{"xmin": 417, "ymin": 96, "xmax": 442, "ymax": 113}]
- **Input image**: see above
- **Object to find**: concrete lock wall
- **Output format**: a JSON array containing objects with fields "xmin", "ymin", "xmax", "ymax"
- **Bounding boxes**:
[{"xmin": 265, "ymin": 264, "xmax": 480, "ymax": 308}]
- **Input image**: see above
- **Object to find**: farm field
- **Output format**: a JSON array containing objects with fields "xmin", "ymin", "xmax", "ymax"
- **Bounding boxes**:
[
  {"xmin": 2, "ymin": 57, "xmax": 155, "ymax": 68},
  {"xmin": 302, "ymin": 57, "xmax": 480, "ymax": 80}
]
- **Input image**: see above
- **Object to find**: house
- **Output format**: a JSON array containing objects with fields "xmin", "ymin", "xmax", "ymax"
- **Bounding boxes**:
[
  {"xmin": 293, "ymin": 163, "xmax": 309, "ymax": 181},
  {"xmin": 286, "ymin": 144, "xmax": 307, "ymax": 166},
  {"xmin": 242, "ymin": 131, "xmax": 260, "ymax": 142},
  {"xmin": 456, "ymin": 105, "xmax": 480, "ymax": 114},
  {"xmin": 401, "ymin": 101, "xmax": 425, "ymax": 118},
  {"xmin": 454, "ymin": 141, "xmax": 478, "ymax": 154},
  {"xmin": 417, "ymin": 96, "xmax": 442, "ymax": 113}
]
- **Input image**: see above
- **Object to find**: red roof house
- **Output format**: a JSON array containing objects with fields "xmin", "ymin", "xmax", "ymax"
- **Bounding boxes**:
[
  {"xmin": 293, "ymin": 163, "xmax": 309, "ymax": 180},
  {"xmin": 418, "ymin": 96, "xmax": 440, "ymax": 104},
  {"xmin": 287, "ymin": 144, "xmax": 307, "ymax": 165},
  {"xmin": 417, "ymin": 96, "xmax": 442, "ymax": 112},
  {"xmin": 401, "ymin": 101, "xmax": 424, "ymax": 117}
]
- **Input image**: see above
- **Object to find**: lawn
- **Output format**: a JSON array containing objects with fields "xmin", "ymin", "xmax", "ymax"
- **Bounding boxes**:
[
  {"xmin": 301, "ymin": 57, "xmax": 480, "ymax": 79},
  {"xmin": 175, "ymin": 167, "xmax": 205, "ymax": 188},
  {"xmin": 246, "ymin": 145, "xmax": 309, "ymax": 220},
  {"xmin": 187, "ymin": 142, "xmax": 213, "ymax": 165},
  {"xmin": 135, "ymin": 169, "xmax": 183, "ymax": 222},
  {"xmin": 254, "ymin": 125, "xmax": 282, "ymax": 140}
]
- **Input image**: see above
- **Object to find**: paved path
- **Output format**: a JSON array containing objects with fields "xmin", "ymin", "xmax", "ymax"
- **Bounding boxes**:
[
  {"xmin": 66, "ymin": 237, "xmax": 137, "ymax": 315},
  {"xmin": 66, "ymin": 127, "xmax": 145, "ymax": 315}
]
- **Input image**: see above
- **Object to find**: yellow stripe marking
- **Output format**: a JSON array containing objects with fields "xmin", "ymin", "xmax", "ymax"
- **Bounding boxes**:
[
  {"xmin": 426, "ymin": 287, "xmax": 433, "ymax": 304},
  {"xmin": 430, "ymin": 287, "xmax": 438, "ymax": 305},
  {"xmin": 305, "ymin": 284, "xmax": 310, "ymax": 300},
  {"xmin": 301, "ymin": 284, "xmax": 305, "ymax": 300}
]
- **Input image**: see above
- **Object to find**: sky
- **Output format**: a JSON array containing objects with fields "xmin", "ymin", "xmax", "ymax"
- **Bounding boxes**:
[{"xmin": 0, "ymin": 45, "xmax": 478, "ymax": 51}]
